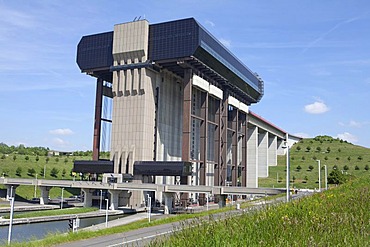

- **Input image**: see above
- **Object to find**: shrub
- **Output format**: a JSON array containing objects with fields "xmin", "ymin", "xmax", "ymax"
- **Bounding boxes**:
[
  {"xmin": 343, "ymin": 165, "xmax": 349, "ymax": 171},
  {"xmin": 50, "ymin": 167, "xmax": 59, "ymax": 177},
  {"xmin": 308, "ymin": 165, "xmax": 314, "ymax": 171},
  {"xmin": 15, "ymin": 167, "xmax": 22, "ymax": 176},
  {"xmin": 355, "ymin": 165, "xmax": 360, "ymax": 170},
  {"xmin": 365, "ymin": 165, "xmax": 369, "ymax": 171},
  {"xmin": 306, "ymin": 146, "xmax": 311, "ymax": 152},
  {"xmin": 328, "ymin": 169, "xmax": 346, "ymax": 184},
  {"xmin": 296, "ymin": 165, "xmax": 302, "ymax": 171},
  {"xmin": 28, "ymin": 168, "xmax": 36, "ymax": 177}
]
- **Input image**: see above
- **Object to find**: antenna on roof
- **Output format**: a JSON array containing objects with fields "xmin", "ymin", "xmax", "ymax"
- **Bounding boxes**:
[{"xmin": 133, "ymin": 16, "xmax": 137, "ymax": 21}]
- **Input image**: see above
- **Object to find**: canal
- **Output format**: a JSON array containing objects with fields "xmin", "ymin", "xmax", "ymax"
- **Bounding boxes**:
[{"xmin": 0, "ymin": 214, "xmax": 125, "ymax": 244}]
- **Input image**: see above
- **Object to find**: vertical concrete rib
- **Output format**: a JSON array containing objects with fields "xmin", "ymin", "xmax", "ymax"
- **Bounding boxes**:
[
  {"xmin": 241, "ymin": 114, "xmax": 247, "ymax": 187},
  {"xmin": 93, "ymin": 77, "xmax": 103, "ymax": 161},
  {"xmin": 268, "ymin": 134, "xmax": 277, "ymax": 166},
  {"xmin": 258, "ymin": 131, "xmax": 268, "ymax": 178},
  {"xmin": 247, "ymin": 125, "xmax": 258, "ymax": 187},
  {"xmin": 231, "ymin": 109, "xmax": 238, "ymax": 186},
  {"xmin": 219, "ymin": 93, "xmax": 228, "ymax": 186}
]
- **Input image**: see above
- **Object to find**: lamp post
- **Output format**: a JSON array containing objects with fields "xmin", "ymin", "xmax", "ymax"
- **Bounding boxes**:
[
  {"xmin": 7, "ymin": 196, "xmax": 14, "ymax": 245},
  {"xmin": 282, "ymin": 137, "xmax": 290, "ymax": 202},
  {"xmin": 105, "ymin": 199, "xmax": 109, "ymax": 227},
  {"xmin": 317, "ymin": 160, "xmax": 321, "ymax": 192},
  {"xmin": 99, "ymin": 190, "xmax": 103, "ymax": 211},
  {"xmin": 34, "ymin": 174, "xmax": 38, "ymax": 198},
  {"xmin": 147, "ymin": 194, "xmax": 151, "ymax": 223},
  {"xmin": 324, "ymin": 165, "xmax": 328, "ymax": 190}
]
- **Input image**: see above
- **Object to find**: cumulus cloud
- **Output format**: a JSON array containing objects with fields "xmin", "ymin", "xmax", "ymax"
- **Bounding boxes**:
[
  {"xmin": 336, "ymin": 132, "xmax": 358, "ymax": 143},
  {"xmin": 339, "ymin": 120, "xmax": 367, "ymax": 128},
  {"xmin": 49, "ymin": 128, "xmax": 74, "ymax": 135},
  {"xmin": 304, "ymin": 101, "xmax": 330, "ymax": 114},
  {"xmin": 219, "ymin": 38, "xmax": 231, "ymax": 48}
]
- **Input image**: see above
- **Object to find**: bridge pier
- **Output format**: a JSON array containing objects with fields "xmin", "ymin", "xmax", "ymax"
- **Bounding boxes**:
[
  {"xmin": 163, "ymin": 192, "xmax": 176, "ymax": 214},
  {"xmin": 108, "ymin": 190, "xmax": 120, "ymax": 210},
  {"xmin": 82, "ymin": 189, "xmax": 93, "ymax": 207},
  {"xmin": 40, "ymin": 186, "xmax": 51, "ymax": 205},
  {"xmin": 6, "ymin": 185, "xmax": 18, "ymax": 200},
  {"xmin": 217, "ymin": 194, "xmax": 227, "ymax": 208}
]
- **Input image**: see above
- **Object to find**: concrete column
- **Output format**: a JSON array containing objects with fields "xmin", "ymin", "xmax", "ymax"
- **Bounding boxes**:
[
  {"xmin": 247, "ymin": 125, "xmax": 258, "ymax": 187},
  {"xmin": 82, "ymin": 189, "xmax": 93, "ymax": 208},
  {"xmin": 268, "ymin": 134, "xmax": 277, "ymax": 166},
  {"xmin": 92, "ymin": 77, "xmax": 103, "ymax": 161},
  {"xmin": 6, "ymin": 185, "xmax": 18, "ymax": 200},
  {"xmin": 163, "ymin": 192, "xmax": 175, "ymax": 214},
  {"xmin": 277, "ymin": 138, "xmax": 285, "ymax": 155},
  {"xmin": 258, "ymin": 131, "xmax": 268, "ymax": 178},
  {"xmin": 231, "ymin": 109, "xmax": 238, "ymax": 186},
  {"xmin": 217, "ymin": 194, "xmax": 227, "ymax": 208},
  {"xmin": 108, "ymin": 190, "xmax": 121, "ymax": 210},
  {"xmin": 39, "ymin": 186, "xmax": 51, "ymax": 205}
]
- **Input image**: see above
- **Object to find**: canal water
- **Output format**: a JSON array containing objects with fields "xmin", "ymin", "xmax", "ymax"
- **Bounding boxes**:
[{"xmin": 0, "ymin": 214, "xmax": 125, "ymax": 244}]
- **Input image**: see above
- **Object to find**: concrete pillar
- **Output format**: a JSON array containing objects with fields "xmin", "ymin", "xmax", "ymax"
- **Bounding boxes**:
[
  {"xmin": 108, "ymin": 190, "xmax": 121, "ymax": 210},
  {"xmin": 217, "ymin": 194, "xmax": 227, "ymax": 208},
  {"xmin": 268, "ymin": 134, "xmax": 277, "ymax": 166},
  {"xmin": 39, "ymin": 186, "xmax": 51, "ymax": 205},
  {"xmin": 163, "ymin": 192, "xmax": 175, "ymax": 214},
  {"xmin": 247, "ymin": 125, "xmax": 258, "ymax": 187},
  {"xmin": 258, "ymin": 131, "xmax": 268, "ymax": 178},
  {"xmin": 6, "ymin": 185, "xmax": 18, "ymax": 200},
  {"xmin": 82, "ymin": 189, "xmax": 93, "ymax": 208}
]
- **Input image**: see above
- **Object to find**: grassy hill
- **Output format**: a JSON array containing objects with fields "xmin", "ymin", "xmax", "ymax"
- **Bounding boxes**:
[{"xmin": 259, "ymin": 135, "xmax": 370, "ymax": 189}]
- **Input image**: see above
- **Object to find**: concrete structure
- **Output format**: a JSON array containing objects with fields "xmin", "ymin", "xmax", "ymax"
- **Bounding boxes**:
[{"xmin": 75, "ymin": 18, "xmax": 301, "ymax": 209}]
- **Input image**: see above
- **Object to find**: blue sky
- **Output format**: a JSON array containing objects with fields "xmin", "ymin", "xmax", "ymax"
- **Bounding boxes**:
[{"xmin": 0, "ymin": 0, "xmax": 369, "ymax": 151}]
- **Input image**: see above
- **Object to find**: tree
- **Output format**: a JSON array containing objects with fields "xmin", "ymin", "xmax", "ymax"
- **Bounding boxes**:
[
  {"xmin": 301, "ymin": 156, "xmax": 306, "ymax": 161},
  {"xmin": 13, "ymin": 155, "xmax": 16, "ymax": 161},
  {"xmin": 62, "ymin": 168, "xmax": 66, "ymax": 177},
  {"xmin": 365, "ymin": 165, "xmax": 369, "ymax": 171},
  {"xmin": 35, "ymin": 156, "xmax": 39, "ymax": 162},
  {"xmin": 308, "ymin": 165, "xmax": 314, "ymax": 171},
  {"xmin": 306, "ymin": 146, "xmax": 311, "ymax": 152},
  {"xmin": 28, "ymin": 168, "xmax": 36, "ymax": 177},
  {"xmin": 55, "ymin": 157, "xmax": 59, "ymax": 163},
  {"xmin": 1, "ymin": 154, "xmax": 5, "ymax": 159},
  {"xmin": 46, "ymin": 157, "xmax": 50, "ymax": 164},
  {"xmin": 333, "ymin": 165, "xmax": 338, "ymax": 170},
  {"xmin": 326, "ymin": 147, "xmax": 331, "ymax": 153},
  {"xmin": 40, "ymin": 167, "xmax": 45, "ymax": 177},
  {"xmin": 64, "ymin": 158, "xmax": 68, "ymax": 165},
  {"xmin": 355, "ymin": 165, "xmax": 360, "ymax": 170},
  {"xmin": 328, "ymin": 170, "xmax": 346, "ymax": 185},
  {"xmin": 336, "ymin": 157, "xmax": 340, "ymax": 161},
  {"xmin": 324, "ymin": 156, "xmax": 328, "ymax": 161},
  {"xmin": 25, "ymin": 155, "xmax": 29, "ymax": 161},
  {"xmin": 347, "ymin": 156, "xmax": 351, "ymax": 161},
  {"xmin": 16, "ymin": 167, "xmax": 22, "ymax": 176},
  {"xmin": 296, "ymin": 165, "xmax": 302, "ymax": 172},
  {"xmin": 304, "ymin": 176, "xmax": 308, "ymax": 181},
  {"xmin": 312, "ymin": 156, "xmax": 317, "ymax": 161},
  {"xmin": 338, "ymin": 148, "xmax": 341, "ymax": 152},
  {"xmin": 357, "ymin": 156, "xmax": 363, "ymax": 161},
  {"xmin": 296, "ymin": 146, "xmax": 301, "ymax": 152},
  {"xmin": 316, "ymin": 146, "xmax": 321, "ymax": 152},
  {"xmin": 343, "ymin": 165, "xmax": 349, "ymax": 171},
  {"xmin": 50, "ymin": 167, "xmax": 59, "ymax": 178},
  {"xmin": 292, "ymin": 176, "xmax": 296, "ymax": 182}
]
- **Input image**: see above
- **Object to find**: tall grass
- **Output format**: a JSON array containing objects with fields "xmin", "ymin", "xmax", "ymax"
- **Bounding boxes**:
[{"xmin": 151, "ymin": 174, "xmax": 370, "ymax": 246}]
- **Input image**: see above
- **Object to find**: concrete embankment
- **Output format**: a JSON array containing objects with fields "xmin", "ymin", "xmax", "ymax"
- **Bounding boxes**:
[{"xmin": 0, "ymin": 210, "xmax": 125, "ymax": 226}]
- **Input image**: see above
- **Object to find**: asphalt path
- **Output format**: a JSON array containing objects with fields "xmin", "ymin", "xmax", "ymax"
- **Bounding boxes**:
[{"xmin": 55, "ymin": 193, "xmax": 309, "ymax": 247}]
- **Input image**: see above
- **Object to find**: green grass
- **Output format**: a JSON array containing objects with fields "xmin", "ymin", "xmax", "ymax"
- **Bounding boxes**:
[
  {"xmin": 151, "ymin": 174, "xmax": 370, "ymax": 246},
  {"xmin": 3, "ymin": 207, "xmax": 97, "ymax": 219},
  {"xmin": 4, "ymin": 200, "xmax": 260, "ymax": 247},
  {"xmin": 259, "ymin": 135, "xmax": 370, "ymax": 189}
]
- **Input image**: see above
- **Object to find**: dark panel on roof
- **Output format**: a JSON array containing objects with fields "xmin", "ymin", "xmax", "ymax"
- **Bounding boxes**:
[
  {"xmin": 134, "ymin": 161, "xmax": 192, "ymax": 176},
  {"xmin": 76, "ymin": 31, "xmax": 114, "ymax": 72},
  {"xmin": 73, "ymin": 160, "xmax": 114, "ymax": 174},
  {"xmin": 148, "ymin": 18, "xmax": 199, "ymax": 61}
]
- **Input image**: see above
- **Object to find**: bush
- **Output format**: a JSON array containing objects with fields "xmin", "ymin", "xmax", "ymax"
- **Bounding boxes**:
[
  {"xmin": 328, "ymin": 170, "xmax": 346, "ymax": 184},
  {"xmin": 15, "ymin": 167, "xmax": 22, "ymax": 176},
  {"xmin": 50, "ymin": 167, "xmax": 59, "ymax": 178},
  {"xmin": 308, "ymin": 165, "xmax": 314, "ymax": 171},
  {"xmin": 27, "ymin": 168, "xmax": 36, "ymax": 177}
]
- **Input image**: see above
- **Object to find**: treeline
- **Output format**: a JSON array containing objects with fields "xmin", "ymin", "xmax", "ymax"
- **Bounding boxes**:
[{"xmin": 0, "ymin": 143, "xmax": 109, "ymax": 157}]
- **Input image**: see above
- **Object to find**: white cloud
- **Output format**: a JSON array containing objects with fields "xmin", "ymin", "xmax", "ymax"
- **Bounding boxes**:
[
  {"xmin": 219, "ymin": 38, "xmax": 231, "ymax": 48},
  {"xmin": 205, "ymin": 20, "xmax": 215, "ymax": 27},
  {"xmin": 293, "ymin": 132, "xmax": 311, "ymax": 138},
  {"xmin": 49, "ymin": 128, "xmax": 74, "ymax": 135},
  {"xmin": 304, "ymin": 101, "xmax": 330, "ymax": 114},
  {"xmin": 336, "ymin": 132, "xmax": 358, "ymax": 143},
  {"xmin": 339, "ymin": 120, "xmax": 368, "ymax": 128},
  {"xmin": 52, "ymin": 137, "xmax": 69, "ymax": 147}
]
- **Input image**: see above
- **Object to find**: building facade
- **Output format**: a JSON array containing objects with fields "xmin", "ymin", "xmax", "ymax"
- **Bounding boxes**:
[{"xmin": 76, "ymin": 18, "xmax": 293, "ymax": 207}]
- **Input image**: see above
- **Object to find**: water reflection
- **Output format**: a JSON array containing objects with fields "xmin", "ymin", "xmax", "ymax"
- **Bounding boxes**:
[{"xmin": 0, "ymin": 214, "xmax": 125, "ymax": 244}]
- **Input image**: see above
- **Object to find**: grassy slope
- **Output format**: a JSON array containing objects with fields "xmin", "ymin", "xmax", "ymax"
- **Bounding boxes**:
[
  {"xmin": 0, "ymin": 155, "xmax": 88, "ymax": 199},
  {"xmin": 152, "ymin": 174, "xmax": 370, "ymax": 246},
  {"xmin": 259, "ymin": 136, "xmax": 370, "ymax": 189}
]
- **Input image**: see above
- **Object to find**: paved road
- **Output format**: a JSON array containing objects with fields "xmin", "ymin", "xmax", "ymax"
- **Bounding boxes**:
[{"xmin": 56, "ymin": 193, "xmax": 310, "ymax": 247}]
